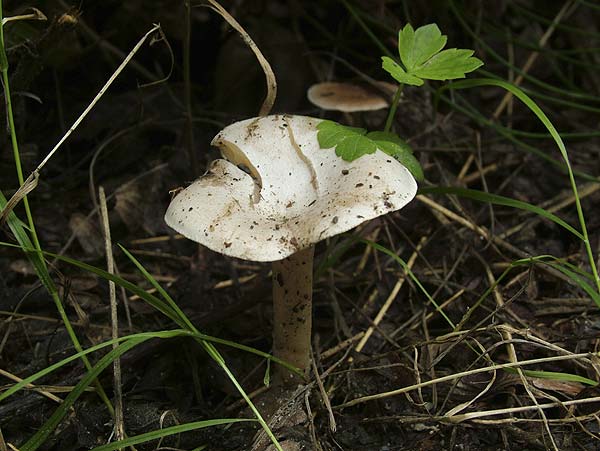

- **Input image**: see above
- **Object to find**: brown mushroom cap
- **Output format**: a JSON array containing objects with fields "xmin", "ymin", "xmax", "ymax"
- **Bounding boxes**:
[{"xmin": 307, "ymin": 81, "xmax": 396, "ymax": 112}]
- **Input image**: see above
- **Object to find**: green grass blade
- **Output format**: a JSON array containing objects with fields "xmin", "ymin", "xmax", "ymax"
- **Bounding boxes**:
[
  {"xmin": 419, "ymin": 186, "xmax": 584, "ymax": 240},
  {"xmin": 118, "ymin": 245, "xmax": 285, "ymax": 451},
  {"xmin": 501, "ymin": 255, "xmax": 599, "ymax": 309},
  {"xmin": 20, "ymin": 337, "xmax": 147, "ymax": 451},
  {"xmin": 436, "ymin": 77, "xmax": 600, "ymax": 296},
  {"xmin": 0, "ymin": 240, "xmax": 299, "ymax": 375},
  {"xmin": 504, "ymin": 368, "xmax": 598, "ymax": 386},
  {"xmin": 119, "ymin": 245, "xmax": 196, "ymax": 330},
  {"xmin": 477, "ymin": 68, "xmax": 600, "ymax": 113},
  {"xmin": 361, "ymin": 239, "xmax": 456, "ymax": 329},
  {"xmin": 0, "ymin": 326, "xmax": 296, "ymax": 405},
  {"xmin": 435, "ymin": 92, "xmax": 599, "ymax": 183},
  {"xmin": 449, "ymin": 0, "xmax": 598, "ymax": 102},
  {"xmin": 118, "ymin": 245, "xmax": 301, "ymax": 375},
  {"xmin": 0, "ymin": 191, "xmax": 51, "ymax": 287},
  {"xmin": 0, "ymin": 330, "xmax": 194, "ymax": 403},
  {"xmin": 0, "ymin": 191, "xmax": 116, "ymax": 412},
  {"xmin": 0, "ymin": 238, "xmax": 181, "ymax": 324},
  {"xmin": 551, "ymin": 259, "xmax": 596, "ymax": 282},
  {"xmin": 544, "ymin": 261, "xmax": 600, "ymax": 309},
  {"xmin": 89, "ymin": 418, "xmax": 256, "ymax": 451},
  {"xmin": 53, "ymin": 253, "xmax": 180, "ymax": 323}
]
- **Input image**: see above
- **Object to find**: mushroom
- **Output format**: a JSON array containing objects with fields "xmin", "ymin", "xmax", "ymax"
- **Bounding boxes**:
[
  {"xmin": 307, "ymin": 81, "xmax": 397, "ymax": 112},
  {"xmin": 165, "ymin": 114, "xmax": 417, "ymax": 383}
]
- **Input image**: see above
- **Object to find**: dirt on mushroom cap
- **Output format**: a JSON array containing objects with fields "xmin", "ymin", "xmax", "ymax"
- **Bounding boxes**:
[{"xmin": 164, "ymin": 115, "xmax": 417, "ymax": 262}]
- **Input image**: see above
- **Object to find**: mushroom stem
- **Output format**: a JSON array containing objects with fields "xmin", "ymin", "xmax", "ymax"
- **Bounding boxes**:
[{"xmin": 272, "ymin": 245, "xmax": 314, "ymax": 384}]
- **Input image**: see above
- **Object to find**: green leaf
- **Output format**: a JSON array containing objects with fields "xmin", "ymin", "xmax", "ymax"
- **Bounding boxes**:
[
  {"xmin": 317, "ymin": 120, "xmax": 367, "ymax": 150},
  {"xmin": 366, "ymin": 132, "xmax": 423, "ymax": 181},
  {"xmin": 400, "ymin": 23, "xmax": 447, "ymax": 70},
  {"xmin": 503, "ymin": 368, "xmax": 598, "ymax": 387},
  {"xmin": 335, "ymin": 133, "xmax": 377, "ymax": 160},
  {"xmin": 373, "ymin": 140, "xmax": 423, "ymax": 182},
  {"xmin": 397, "ymin": 23, "xmax": 415, "ymax": 68},
  {"xmin": 413, "ymin": 48, "xmax": 483, "ymax": 81},
  {"xmin": 383, "ymin": 23, "xmax": 483, "ymax": 86},
  {"xmin": 382, "ymin": 56, "xmax": 423, "ymax": 86},
  {"xmin": 367, "ymin": 131, "xmax": 413, "ymax": 153},
  {"xmin": 316, "ymin": 120, "xmax": 364, "ymax": 155},
  {"xmin": 316, "ymin": 120, "xmax": 424, "ymax": 181}
]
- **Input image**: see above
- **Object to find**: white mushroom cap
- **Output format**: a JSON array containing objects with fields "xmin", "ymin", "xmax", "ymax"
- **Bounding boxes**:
[
  {"xmin": 307, "ymin": 81, "xmax": 396, "ymax": 112},
  {"xmin": 165, "ymin": 115, "xmax": 417, "ymax": 262}
]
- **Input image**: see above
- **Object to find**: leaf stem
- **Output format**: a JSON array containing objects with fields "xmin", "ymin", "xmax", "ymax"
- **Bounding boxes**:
[{"xmin": 384, "ymin": 84, "xmax": 404, "ymax": 133}]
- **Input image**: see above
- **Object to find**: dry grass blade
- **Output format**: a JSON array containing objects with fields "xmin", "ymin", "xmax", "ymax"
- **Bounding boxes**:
[
  {"xmin": 1, "ymin": 7, "xmax": 46, "ymax": 25},
  {"xmin": 0, "ymin": 172, "xmax": 37, "ymax": 226},
  {"xmin": 99, "ymin": 187, "xmax": 124, "ymax": 443},
  {"xmin": 0, "ymin": 24, "xmax": 161, "ymax": 218},
  {"xmin": 416, "ymin": 194, "xmax": 575, "ymax": 286},
  {"xmin": 448, "ymin": 396, "xmax": 600, "ymax": 423},
  {"xmin": 320, "ymin": 332, "xmax": 365, "ymax": 360},
  {"xmin": 311, "ymin": 355, "xmax": 336, "ymax": 432},
  {"xmin": 355, "ymin": 236, "xmax": 426, "ymax": 352},
  {"xmin": 492, "ymin": 0, "xmax": 575, "ymax": 118},
  {"xmin": 204, "ymin": 0, "xmax": 277, "ymax": 116},
  {"xmin": 500, "ymin": 328, "xmax": 558, "ymax": 450},
  {"xmin": 337, "ymin": 352, "xmax": 598, "ymax": 409},
  {"xmin": 444, "ymin": 366, "xmax": 497, "ymax": 418},
  {"xmin": 499, "ymin": 182, "xmax": 600, "ymax": 240},
  {"xmin": 0, "ymin": 368, "xmax": 64, "ymax": 405}
]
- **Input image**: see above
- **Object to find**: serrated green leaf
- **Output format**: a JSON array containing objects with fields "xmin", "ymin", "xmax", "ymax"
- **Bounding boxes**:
[
  {"xmin": 400, "ymin": 23, "xmax": 447, "ymax": 70},
  {"xmin": 382, "ymin": 56, "xmax": 423, "ymax": 86},
  {"xmin": 384, "ymin": 23, "xmax": 483, "ymax": 86},
  {"xmin": 413, "ymin": 48, "xmax": 483, "ymax": 81},
  {"xmin": 317, "ymin": 121, "xmax": 424, "ymax": 181},
  {"xmin": 392, "ymin": 152, "xmax": 423, "ymax": 182},
  {"xmin": 371, "ymin": 139, "xmax": 423, "ymax": 182},
  {"xmin": 397, "ymin": 24, "xmax": 415, "ymax": 68},
  {"xmin": 367, "ymin": 131, "xmax": 424, "ymax": 181},
  {"xmin": 335, "ymin": 134, "xmax": 377, "ymax": 161},
  {"xmin": 317, "ymin": 120, "xmax": 366, "ymax": 148},
  {"xmin": 367, "ymin": 131, "xmax": 413, "ymax": 154}
]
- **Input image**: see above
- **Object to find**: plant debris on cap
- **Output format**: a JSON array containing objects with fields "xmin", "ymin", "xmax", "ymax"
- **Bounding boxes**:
[
  {"xmin": 307, "ymin": 81, "xmax": 396, "ymax": 112},
  {"xmin": 165, "ymin": 115, "xmax": 417, "ymax": 262}
]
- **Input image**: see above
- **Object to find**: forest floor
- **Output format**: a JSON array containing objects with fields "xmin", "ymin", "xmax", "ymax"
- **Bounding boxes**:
[{"xmin": 1, "ymin": 1, "xmax": 600, "ymax": 450}]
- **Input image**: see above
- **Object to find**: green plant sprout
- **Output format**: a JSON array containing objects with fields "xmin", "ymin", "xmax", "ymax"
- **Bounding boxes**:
[
  {"xmin": 381, "ymin": 23, "xmax": 483, "ymax": 86},
  {"xmin": 317, "ymin": 23, "xmax": 483, "ymax": 181}
]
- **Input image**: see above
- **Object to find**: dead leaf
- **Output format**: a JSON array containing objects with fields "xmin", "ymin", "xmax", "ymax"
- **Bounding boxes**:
[{"xmin": 69, "ymin": 213, "xmax": 104, "ymax": 257}]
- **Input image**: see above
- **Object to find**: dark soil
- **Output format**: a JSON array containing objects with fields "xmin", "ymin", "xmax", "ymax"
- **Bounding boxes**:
[{"xmin": 1, "ymin": 1, "xmax": 600, "ymax": 450}]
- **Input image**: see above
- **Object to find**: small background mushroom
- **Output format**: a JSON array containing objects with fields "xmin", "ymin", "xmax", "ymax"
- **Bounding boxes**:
[{"xmin": 307, "ymin": 81, "xmax": 397, "ymax": 112}]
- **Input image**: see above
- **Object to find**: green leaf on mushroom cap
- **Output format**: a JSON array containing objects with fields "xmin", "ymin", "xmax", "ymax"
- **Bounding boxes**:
[
  {"xmin": 316, "ymin": 120, "xmax": 424, "ymax": 181},
  {"xmin": 382, "ymin": 23, "xmax": 483, "ymax": 86}
]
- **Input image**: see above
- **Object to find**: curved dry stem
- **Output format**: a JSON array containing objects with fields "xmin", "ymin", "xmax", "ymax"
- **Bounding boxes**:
[
  {"xmin": 272, "ymin": 246, "xmax": 314, "ymax": 384},
  {"xmin": 205, "ymin": 0, "xmax": 277, "ymax": 116}
]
